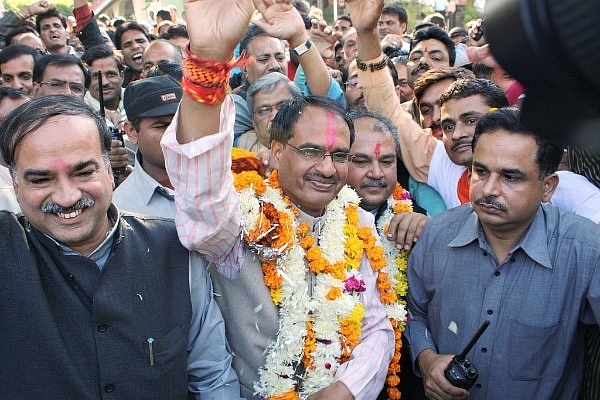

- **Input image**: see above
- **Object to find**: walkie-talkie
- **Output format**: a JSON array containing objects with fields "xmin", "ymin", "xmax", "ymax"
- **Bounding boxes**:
[
  {"xmin": 96, "ymin": 71, "xmax": 125, "ymax": 176},
  {"xmin": 444, "ymin": 320, "xmax": 490, "ymax": 390}
]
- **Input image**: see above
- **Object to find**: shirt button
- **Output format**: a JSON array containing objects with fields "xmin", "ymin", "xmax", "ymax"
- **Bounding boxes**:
[
  {"xmin": 476, "ymin": 383, "xmax": 482, "ymax": 389},
  {"xmin": 487, "ymin": 309, "xmax": 493, "ymax": 315},
  {"xmin": 481, "ymin": 347, "xmax": 487, "ymax": 353},
  {"xmin": 104, "ymin": 384, "xmax": 114, "ymax": 392},
  {"xmin": 482, "ymin": 250, "xmax": 488, "ymax": 256},
  {"xmin": 494, "ymin": 271, "xmax": 501, "ymax": 277},
  {"xmin": 97, "ymin": 324, "xmax": 107, "ymax": 333}
]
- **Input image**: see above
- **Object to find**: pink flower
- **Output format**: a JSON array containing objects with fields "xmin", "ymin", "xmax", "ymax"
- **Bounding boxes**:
[{"xmin": 344, "ymin": 275, "xmax": 366, "ymax": 293}]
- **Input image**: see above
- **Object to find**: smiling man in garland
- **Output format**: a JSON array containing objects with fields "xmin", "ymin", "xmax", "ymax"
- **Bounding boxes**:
[{"xmin": 161, "ymin": 0, "xmax": 394, "ymax": 399}]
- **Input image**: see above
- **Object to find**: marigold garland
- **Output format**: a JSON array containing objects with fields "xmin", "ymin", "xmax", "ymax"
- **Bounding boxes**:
[
  {"xmin": 234, "ymin": 168, "xmax": 396, "ymax": 399},
  {"xmin": 376, "ymin": 183, "xmax": 414, "ymax": 400}
]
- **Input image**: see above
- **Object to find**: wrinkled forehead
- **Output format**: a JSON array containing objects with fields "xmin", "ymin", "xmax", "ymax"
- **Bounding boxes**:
[{"xmin": 247, "ymin": 36, "xmax": 285, "ymax": 55}]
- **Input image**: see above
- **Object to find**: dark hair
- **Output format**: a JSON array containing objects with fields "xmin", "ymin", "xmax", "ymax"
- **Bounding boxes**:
[
  {"xmin": 270, "ymin": 96, "xmax": 355, "ymax": 145},
  {"xmin": 337, "ymin": 14, "xmax": 352, "ymax": 25},
  {"xmin": 6, "ymin": 23, "xmax": 38, "ymax": 45},
  {"xmin": 347, "ymin": 109, "xmax": 400, "ymax": 152},
  {"xmin": 114, "ymin": 22, "xmax": 149, "ymax": 50},
  {"xmin": 472, "ymin": 108, "xmax": 564, "ymax": 178},
  {"xmin": 159, "ymin": 25, "xmax": 188, "ymax": 40},
  {"xmin": 413, "ymin": 67, "xmax": 475, "ymax": 105},
  {"xmin": 35, "ymin": 9, "xmax": 67, "ymax": 33},
  {"xmin": 412, "ymin": 25, "xmax": 456, "ymax": 66},
  {"xmin": 0, "ymin": 95, "xmax": 111, "ymax": 169},
  {"xmin": 156, "ymin": 9, "xmax": 172, "ymax": 21},
  {"xmin": 439, "ymin": 78, "xmax": 509, "ymax": 109},
  {"xmin": 381, "ymin": 3, "xmax": 408, "ymax": 25},
  {"xmin": 81, "ymin": 44, "xmax": 124, "ymax": 72},
  {"xmin": 239, "ymin": 24, "xmax": 278, "ymax": 55},
  {"xmin": 0, "ymin": 44, "xmax": 40, "ymax": 68},
  {"xmin": 33, "ymin": 53, "xmax": 92, "ymax": 88}
]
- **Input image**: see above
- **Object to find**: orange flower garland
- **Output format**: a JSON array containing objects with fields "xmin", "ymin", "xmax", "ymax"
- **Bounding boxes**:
[{"xmin": 375, "ymin": 183, "xmax": 414, "ymax": 400}]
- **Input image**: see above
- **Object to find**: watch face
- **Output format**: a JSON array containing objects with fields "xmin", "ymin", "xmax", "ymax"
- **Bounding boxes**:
[{"xmin": 294, "ymin": 39, "xmax": 312, "ymax": 56}]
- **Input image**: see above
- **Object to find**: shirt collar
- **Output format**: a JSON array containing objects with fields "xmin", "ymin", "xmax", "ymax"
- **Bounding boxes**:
[
  {"xmin": 448, "ymin": 205, "xmax": 553, "ymax": 269},
  {"xmin": 51, "ymin": 204, "xmax": 121, "ymax": 269},
  {"xmin": 130, "ymin": 151, "xmax": 174, "ymax": 205}
]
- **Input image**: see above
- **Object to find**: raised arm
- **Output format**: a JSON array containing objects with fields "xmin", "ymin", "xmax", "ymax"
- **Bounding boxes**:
[
  {"xmin": 178, "ymin": 0, "xmax": 254, "ymax": 144},
  {"xmin": 252, "ymin": 0, "xmax": 332, "ymax": 97},
  {"xmin": 161, "ymin": 0, "xmax": 254, "ymax": 278}
]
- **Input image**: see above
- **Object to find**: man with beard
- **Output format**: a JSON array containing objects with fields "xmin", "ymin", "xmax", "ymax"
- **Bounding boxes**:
[
  {"xmin": 0, "ymin": 95, "xmax": 243, "ymax": 399},
  {"xmin": 113, "ymin": 21, "xmax": 150, "ymax": 86}
]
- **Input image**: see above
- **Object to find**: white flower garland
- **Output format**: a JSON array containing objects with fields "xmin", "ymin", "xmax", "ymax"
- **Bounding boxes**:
[{"xmin": 242, "ymin": 182, "xmax": 365, "ymax": 398}]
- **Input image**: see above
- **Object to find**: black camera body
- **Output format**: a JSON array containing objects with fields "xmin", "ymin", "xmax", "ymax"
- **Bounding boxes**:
[
  {"xmin": 443, "ymin": 321, "xmax": 490, "ymax": 390},
  {"xmin": 444, "ymin": 356, "xmax": 478, "ymax": 389}
]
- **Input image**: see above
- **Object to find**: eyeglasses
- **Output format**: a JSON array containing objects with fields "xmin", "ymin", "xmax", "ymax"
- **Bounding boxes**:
[
  {"xmin": 91, "ymin": 71, "xmax": 121, "ymax": 81},
  {"xmin": 38, "ymin": 79, "xmax": 85, "ymax": 96},
  {"xmin": 344, "ymin": 77, "xmax": 359, "ymax": 89},
  {"xmin": 286, "ymin": 143, "xmax": 355, "ymax": 164},
  {"xmin": 253, "ymin": 101, "xmax": 287, "ymax": 118}
]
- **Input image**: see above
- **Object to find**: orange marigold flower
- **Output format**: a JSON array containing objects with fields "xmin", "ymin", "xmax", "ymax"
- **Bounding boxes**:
[
  {"xmin": 269, "ymin": 389, "xmax": 301, "ymax": 400},
  {"xmin": 387, "ymin": 386, "xmax": 401, "ymax": 400},
  {"xmin": 388, "ymin": 363, "xmax": 401, "ymax": 374},
  {"xmin": 386, "ymin": 374, "xmax": 400, "ymax": 387},
  {"xmin": 326, "ymin": 287, "xmax": 342, "ymax": 300}
]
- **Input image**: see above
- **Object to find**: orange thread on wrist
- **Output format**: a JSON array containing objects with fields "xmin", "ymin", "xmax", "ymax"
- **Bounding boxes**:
[{"xmin": 181, "ymin": 46, "xmax": 252, "ymax": 105}]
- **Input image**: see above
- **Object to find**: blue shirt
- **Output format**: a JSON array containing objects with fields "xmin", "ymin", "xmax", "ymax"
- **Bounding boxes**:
[{"xmin": 406, "ymin": 203, "xmax": 600, "ymax": 400}]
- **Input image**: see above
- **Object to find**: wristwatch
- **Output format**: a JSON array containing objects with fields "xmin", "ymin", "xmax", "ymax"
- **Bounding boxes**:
[{"xmin": 293, "ymin": 38, "xmax": 313, "ymax": 56}]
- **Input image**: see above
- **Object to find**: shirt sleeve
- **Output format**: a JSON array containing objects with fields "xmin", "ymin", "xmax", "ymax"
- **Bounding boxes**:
[
  {"xmin": 334, "ymin": 211, "xmax": 394, "ymax": 399},
  {"xmin": 404, "ymin": 227, "xmax": 438, "ymax": 375},
  {"xmin": 187, "ymin": 252, "xmax": 244, "ymax": 399},
  {"xmin": 294, "ymin": 65, "xmax": 347, "ymax": 109},
  {"xmin": 162, "ymin": 96, "xmax": 245, "ymax": 279},
  {"xmin": 359, "ymin": 54, "xmax": 438, "ymax": 183}
]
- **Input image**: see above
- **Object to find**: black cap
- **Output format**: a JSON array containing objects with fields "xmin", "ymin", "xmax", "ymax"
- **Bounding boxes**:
[
  {"xmin": 124, "ymin": 75, "xmax": 182, "ymax": 122},
  {"xmin": 486, "ymin": 0, "xmax": 600, "ymax": 149}
]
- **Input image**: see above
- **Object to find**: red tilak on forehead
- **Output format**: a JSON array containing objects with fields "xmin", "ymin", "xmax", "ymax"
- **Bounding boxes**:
[
  {"xmin": 50, "ymin": 159, "xmax": 70, "ymax": 171},
  {"xmin": 326, "ymin": 111, "xmax": 335, "ymax": 151},
  {"xmin": 374, "ymin": 143, "xmax": 381, "ymax": 157},
  {"xmin": 423, "ymin": 46, "xmax": 429, "ymax": 53}
]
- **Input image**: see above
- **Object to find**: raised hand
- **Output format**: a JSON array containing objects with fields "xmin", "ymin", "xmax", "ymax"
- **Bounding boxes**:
[
  {"xmin": 251, "ymin": 0, "xmax": 305, "ymax": 44},
  {"xmin": 309, "ymin": 18, "xmax": 342, "ymax": 60},
  {"xmin": 346, "ymin": 0, "xmax": 384, "ymax": 32},
  {"xmin": 185, "ymin": 0, "xmax": 254, "ymax": 60}
]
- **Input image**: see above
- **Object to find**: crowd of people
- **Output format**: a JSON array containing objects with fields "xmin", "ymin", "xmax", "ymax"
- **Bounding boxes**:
[{"xmin": 0, "ymin": 0, "xmax": 599, "ymax": 399}]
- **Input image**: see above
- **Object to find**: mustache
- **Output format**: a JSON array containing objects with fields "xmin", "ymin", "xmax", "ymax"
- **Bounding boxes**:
[
  {"xmin": 305, "ymin": 171, "xmax": 339, "ymax": 185},
  {"xmin": 42, "ymin": 196, "xmax": 95, "ymax": 214},
  {"xmin": 474, "ymin": 196, "xmax": 508, "ymax": 212},
  {"xmin": 451, "ymin": 138, "xmax": 472, "ymax": 151},
  {"xmin": 361, "ymin": 179, "xmax": 387, "ymax": 188},
  {"xmin": 411, "ymin": 64, "xmax": 430, "ymax": 76}
]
